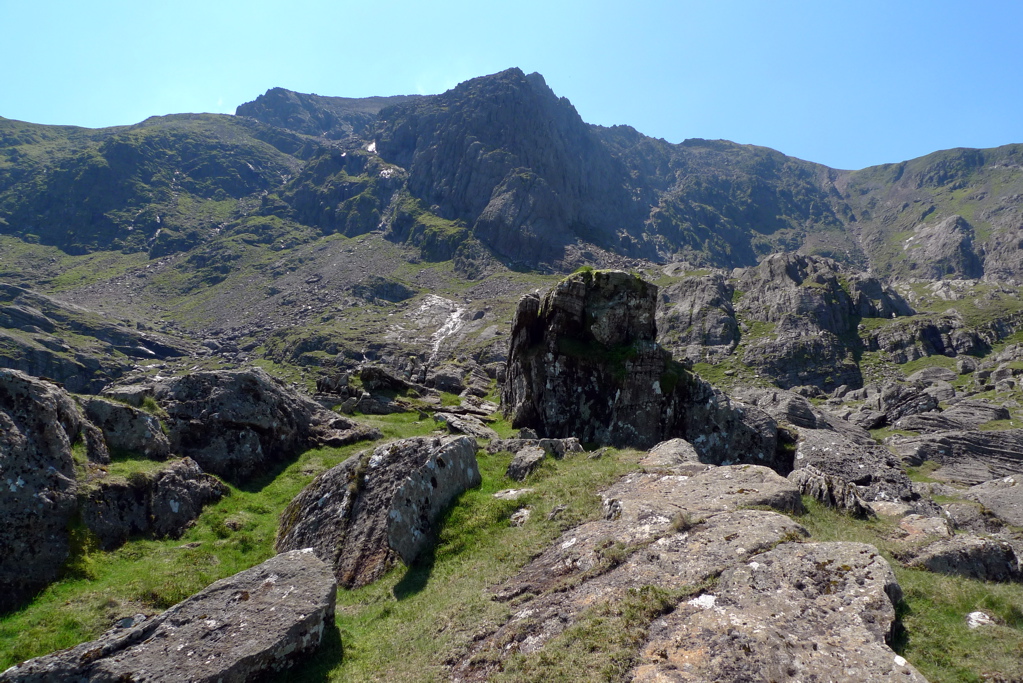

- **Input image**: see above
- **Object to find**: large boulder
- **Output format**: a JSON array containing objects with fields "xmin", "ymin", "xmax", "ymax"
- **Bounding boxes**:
[
  {"xmin": 903, "ymin": 535, "xmax": 1023, "ymax": 582},
  {"xmin": 0, "ymin": 549, "xmax": 337, "ymax": 682},
  {"xmin": 79, "ymin": 458, "xmax": 229, "ymax": 550},
  {"xmin": 0, "ymin": 370, "xmax": 103, "ymax": 612},
  {"xmin": 965, "ymin": 476, "xmax": 1023, "ymax": 528},
  {"xmin": 149, "ymin": 368, "xmax": 377, "ymax": 483},
  {"xmin": 793, "ymin": 428, "xmax": 916, "ymax": 504},
  {"xmin": 276, "ymin": 436, "xmax": 481, "ymax": 588},
  {"xmin": 502, "ymin": 271, "xmax": 781, "ymax": 469}
]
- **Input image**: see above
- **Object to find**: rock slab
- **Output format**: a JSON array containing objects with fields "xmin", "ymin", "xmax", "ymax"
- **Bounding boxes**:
[{"xmin": 0, "ymin": 549, "xmax": 337, "ymax": 682}]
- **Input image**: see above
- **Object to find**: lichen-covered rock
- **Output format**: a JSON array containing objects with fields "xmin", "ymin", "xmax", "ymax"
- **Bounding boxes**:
[
  {"xmin": 276, "ymin": 436, "xmax": 481, "ymax": 588},
  {"xmin": 502, "ymin": 271, "xmax": 781, "ymax": 468},
  {"xmin": 150, "ymin": 368, "xmax": 377, "ymax": 484},
  {"xmin": 640, "ymin": 438, "xmax": 700, "ymax": 470},
  {"xmin": 0, "ymin": 549, "xmax": 337, "ymax": 682},
  {"xmin": 632, "ymin": 543, "xmax": 925, "ymax": 682},
  {"xmin": 0, "ymin": 369, "xmax": 104, "ymax": 612},
  {"xmin": 82, "ymin": 396, "xmax": 170, "ymax": 460},
  {"xmin": 80, "ymin": 458, "xmax": 228, "ymax": 550},
  {"xmin": 656, "ymin": 273, "xmax": 739, "ymax": 361}
]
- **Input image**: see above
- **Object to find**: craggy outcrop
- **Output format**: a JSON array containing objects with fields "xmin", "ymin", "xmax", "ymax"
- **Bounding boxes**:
[
  {"xmin": 79, "ymin": 458, "xmax": 228, "ymax": 550},
  {"xmin": 0, "ymin": 549, "xmax": 337, "ymax": 682},
  {"xmin": 657, "ymin": 272, "xmax": 739, "ymax": 361},
  {"xmin": 276, "ymin": 436, "xmax": 481, "ymax": 588},
  {"xmin": 733, "ymin": 253, "xmax": 911, "ymax": 390},
  {"xmin": 789, "ymin": 465, "xmax": 872, "ymax": 518},
  {"xmin": 0, "ymin": 370, "xmax": 103, "ymax": 612},
  {"xmin": 793, "ymin": 428, "xmax": 916, "ymax": 504},
  {"xmin": 502, "ymin": 270, "xmax": 781, "ymax": 469},
  {"xmin": 149, "ymin": 368, "xmax": 378, "ymax": 483}
]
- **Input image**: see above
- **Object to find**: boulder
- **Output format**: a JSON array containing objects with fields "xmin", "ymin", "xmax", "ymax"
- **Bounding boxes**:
[
  {"xmin": 873, "ymin": 382, "xmax": 940, "ymax": 425},
  {"xmin": 906, "ymin": 366, "xmax": 958, "ymax": 385},
  {"xmin": 359, "ymin": 364, "xmax": 412, "ymax": 392},
  {"xmin": 904, "ymin": 535, "xmax": 1023, "ymax": 582},
  {"xmin": 82, "ymin": 396, "xmax": 171, "ymax": 460},
  {"xmin": 0, "ymin": 549, "xmax": 336, "ymax": 682},
  {"xmin": 79, "ymin": 458, "xmax": 228, "ymax": 550},
  {"xmin": 632, "ymin": 543, "xmax": 925, "ymax": 683},
  {"xmin": 0, "ymin": 370, "xmax": 103, "ymax": 612},
  {"xmin": 502, "ymin": 271, "xmax": 780, "ymax": 468},
  {"xmin": 424, "ymin": 362, "xmax": 466, "ymax": 393},
  {"xmin": 276, "ymin": 436, "xmax": 481, "ymax": 588},
  {"xmin": 942, "ymin": 399, "xmax": 1011, "ymax": 427},
  {"xmin": 150, "ymin": 368, "xmax": 376, "ymax": 484},
  {"xmin": 506, "ymin": 446, "xmax": 547, "ymax": 481}
]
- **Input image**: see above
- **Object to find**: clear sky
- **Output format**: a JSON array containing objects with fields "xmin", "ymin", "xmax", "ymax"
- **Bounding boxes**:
[{"xmin": 2, "ymin": 0, "xmax": 1020, "ymax": 170}]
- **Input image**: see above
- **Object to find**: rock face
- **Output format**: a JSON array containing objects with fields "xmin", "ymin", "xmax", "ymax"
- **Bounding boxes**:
[
  {"xmin": 732, "ymin": 254, "xmax": 912, "ymax": 391},
  {"xmin": 965, "ymin": 476, "xmax": 1023, "ymax": 527},
  {"xmin": 83, "ymin": 396, "xmax": 171, "ymax": 460},
  {"xmin": 276, "ymin": 436, "xmax": 481, "ymax": 588},
  {"xmin": 151, "ymin": 368, "xmax": 377, "ymax": 483},
  {"xmin": 0, "ymin": 549, "xmax": 337, "ymax": 682},
  {"xmin": 0, "ymin": 370, "xmax": 98, "ymax": 612},
  {"xmin": 502, "ymin": 270, "xmax": 781, "ymax": 469},
  {"xmin": 657, "ymin": 273, "xmax": 738, "ymax": 361},
  {"xmin": 79, "ymin": 458, "xmax": 229, "ymax": 550}
]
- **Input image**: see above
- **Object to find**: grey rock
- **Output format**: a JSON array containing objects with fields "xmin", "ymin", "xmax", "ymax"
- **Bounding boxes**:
[
  {"xmin": 487, "ymin": 437, "xmax": 583, "ymax": 458},
  {"xmin": 424, "ymin": 362, "xmax": 466, "ymax": 393},
  {"xmin": 942, "ymin": 502, "xmax": 1006, "ymax": 536},
  {"xmin": 502, "ymin": 271, "xmax": 781, "ymax": 468},
  {"xmin": 894, "ymin": 429, "xmax": 1023, "ymax": 485},
  {"xmin": 943, "ymin": 399, "xmax": 1011, "ymax": 427},
  {"xmin": 793, "ymin": 428, "xmax": 915, "ymax": 503},
  {"xmin": 632, "ymin": 543, "xmax": 925, "ymax": 683},
  {"xmin": 906, "ymin": 366, "xmax": 958, "ymax": 385},
  {"xmin": 359, "ymin": 364, "xmax": 412, "ymax": 392},
  {"xmin": 83, "ymin": 396, "xmax": 170, "ymax": 460},
  {"xmin": 152, "ymin": 368, "xmax": 376, "ymax": 484},
  {"xmin": 875, "ymin": 382, "xmax": 940, "ymax": 424},
  {"xmin": 434, "ymin": 412, "xmax": 499, "ymax": 440},
  {"xmin": 0, "ymin": 549, "xmax": 336, "ymax": 682},
  {"xmin": 656, "ymin": 273, "xmax": 738, "ymax": 361},
  {"xmin": 735, "ymin": 386, "xmax": 874, "ymax": 444},
  {"xmin": 506, "ymin": 446, "xmax": 547, "ymax": 481},
  {"xmin": 276, "ymin": 436, "xmax": 480, "ymax": 588},
  {"xmin": 894, "ymin": 412, "xmax": 968, "ymax": 433},
  {"xmin": 901, "ymin": 214, "xmax": 983, "ymax": 279},
  {"xmin": 904, "ymin": 535, "xmax": 1022, "ymax": 582},
  {"xmin": 923, "ymin": 380, "xmax": 956, "ymax": 402},
  {"xmin": 80, "ymin": 458, "xmax": 228, "ymax": 550},
  {"xmin": 640, "ymin": 438, "xmax": 700, "ymax": 471},
  {"xmin": 789, "ymin": 465, "xmax": 872, "ymax": 517},
  {"xmin": 0, "ymin": 370, "xmax": 102, "ymax": 611},
  {"xmin": 957, "ymin": 356, "xmax": 979, "ymax": 374},
  {"xmin": 966, "ymin": 475, "xmax": 1023, "ymax": 528}
]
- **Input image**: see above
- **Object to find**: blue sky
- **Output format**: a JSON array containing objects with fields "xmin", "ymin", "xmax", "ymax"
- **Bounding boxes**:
[{"xmin": 2, "ymin": 0, "xmax": 1020, "ymax": 170}]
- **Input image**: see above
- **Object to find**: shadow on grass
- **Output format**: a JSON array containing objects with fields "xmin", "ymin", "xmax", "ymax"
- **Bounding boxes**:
[
  {"xmin": 283, "ymin": 621, "xmax": 344, "ymax": 681},
  {"xmin": 890, "ymin": 599, "xmax": 911, "ymax": 655},
  {"xmin": 392, "ymin": 544, "xmax": 437, "ymax": 601}
]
